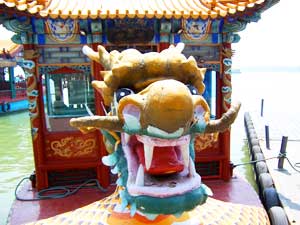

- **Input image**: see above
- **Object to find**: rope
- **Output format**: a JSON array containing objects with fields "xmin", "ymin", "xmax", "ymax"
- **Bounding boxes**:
[
  {"xmin": 15, "ymin": 178, "xmax": 107, "ymax": 201},
  {"xmin": 233, "ymin": 154, "xmax": 300, "ymax": 173}
]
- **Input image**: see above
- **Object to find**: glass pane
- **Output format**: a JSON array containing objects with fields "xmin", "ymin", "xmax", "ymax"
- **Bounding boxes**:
[
  {"xmin": 182, "ymin": 45, "xmax": 220, "ymax": 62},
  {"xmin": 203, "ymin": 70, "xmax": 216, "ymax": 119},
  {"xmin": 42, "ymin": 71, "xmax": 95, "ymax": 132}
]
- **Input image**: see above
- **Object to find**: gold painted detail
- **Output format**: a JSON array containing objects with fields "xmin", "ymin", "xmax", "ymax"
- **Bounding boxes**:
[
  {"xmin": 194, "ymin": 132, "xmax": 219, "ymax": 152},
  {"xmin": 26, "ymin": 193, "xmax": 270, "ymax": 225},
  {"xmin": 221, "ymin": 46, "xmax": 233, "ymax": 111},
  {"xmin": 45, "ymin": 18, "xmax": 78, "ymax": 43},
  {"xmin": 182, "ymin": 19, "xmax": 211, "ymax": 41},
  {"xmin": 50, "ymin": 137, "xmax": 96, "ymax": 158},
  {"xmin": 0, "ymin": 0, "xmax": 267, "ymax": 20},
  {"xmin": 23, "ymin": 62, "xmax": 39, "ymax": 140}
]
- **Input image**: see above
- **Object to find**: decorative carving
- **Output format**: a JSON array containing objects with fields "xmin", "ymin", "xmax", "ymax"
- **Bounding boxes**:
[
  {"xmin": 223, "ymin": 20, "xmax": 247, "ymax": 33},
  {"xmin": 47, "ymin": 137, "xmax": 96, "ymax": 158},
  {"xmin": 21, "ymin": 60, "xmax": 39, "ymax": 140},
  {"xmin": 2, "ymin": 18, "xmax": 32, "ymax": 44},
  {"xmin": 45, "ymin": 18, "xmax": 78, "ymax": 43},
  {"xmin": 3, "ymin": 18, "xmax": 32, "ymax": 33},
  {"xmin": 182, "ymin": 19, "xmax": 211, "ymax": 40},
  {"xmin": 24, "ymin": 50, "xmax": 40, "ymax": 59},
  {"xmin": 194, "ymin": 133, "xmax": 219, "ymax": 152},
  {"xmin": 221, "ymin": 47, "xmax": 233, "ymax": 111},
  {"xmin": 106, "ymin": 19, "xmax": 154, "ymax": 44}
]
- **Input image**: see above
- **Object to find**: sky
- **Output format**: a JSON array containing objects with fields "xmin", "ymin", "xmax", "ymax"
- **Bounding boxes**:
[
  {"xmin": 0, "ymin": 24, "xmax": 14, "ymax": 40},
  {"xmin": 233, "ymin": 0, "xmax": 300, "ymax": 69},
  {"xmin": 1, "ymin": 0, "xmax": 299, "ymax": 70}
]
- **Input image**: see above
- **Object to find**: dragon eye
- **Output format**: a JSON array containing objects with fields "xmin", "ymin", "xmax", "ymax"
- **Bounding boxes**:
[
  {"xmin": 186, "ymin": 84, "xmax": 199, "ymax": 95},
  {"xmin": 116, "ymin": 88, "xmax": 134, "ymax": 102}
]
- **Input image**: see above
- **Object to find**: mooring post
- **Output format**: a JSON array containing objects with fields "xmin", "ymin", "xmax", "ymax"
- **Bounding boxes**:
[
  {"xmin": 265, "ymin": 124, "xmax": 270, "ymax": 149},
  {"xmin": 261, "ymin": 99, "xmax": 264, "ymax": 117},
  {"xmin": 278, "ymin": 136, "xmax": 288, "ymax": 169}
]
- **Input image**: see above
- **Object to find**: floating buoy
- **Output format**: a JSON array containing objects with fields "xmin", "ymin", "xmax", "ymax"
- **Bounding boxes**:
[{"xmin": 1, "ymin": 102, "xmax": 11, "ymax": 112}]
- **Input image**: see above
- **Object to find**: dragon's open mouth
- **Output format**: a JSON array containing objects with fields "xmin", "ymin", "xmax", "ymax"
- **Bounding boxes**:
[{"xmin": 122, "ymin": 133, "xmax": 201, "ymax": 198}]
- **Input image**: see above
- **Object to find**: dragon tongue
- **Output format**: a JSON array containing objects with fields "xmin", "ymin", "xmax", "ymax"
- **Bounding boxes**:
[{"xmin": 135, "ymin": 144, "xmax": 184, "ymax": 175}]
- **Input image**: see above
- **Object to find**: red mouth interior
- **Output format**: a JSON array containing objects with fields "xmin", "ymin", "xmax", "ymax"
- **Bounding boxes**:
[{"xmin": 135, "ymin": 144, "xmax": 184, "ymax": 175}]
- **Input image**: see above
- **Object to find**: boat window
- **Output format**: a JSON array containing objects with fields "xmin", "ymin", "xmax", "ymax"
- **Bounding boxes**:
[
  {"xmin": 42, "ymin": 71, "xmax": 95, "ymax": 132},
  {"xmin": 203, "ymin": 70, "xmax": 216, "ymax": 119}
]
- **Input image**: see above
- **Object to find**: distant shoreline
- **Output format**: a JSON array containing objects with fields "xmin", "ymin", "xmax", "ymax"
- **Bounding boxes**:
[{"xmin": 232, "ymin": 67, "xmax": 300, "ymax": 73}]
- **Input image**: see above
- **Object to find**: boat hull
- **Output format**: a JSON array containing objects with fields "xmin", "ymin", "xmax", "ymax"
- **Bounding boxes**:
[{"xmin": 0, "ymin": 99, "xmax": 28, "ymax": 114}]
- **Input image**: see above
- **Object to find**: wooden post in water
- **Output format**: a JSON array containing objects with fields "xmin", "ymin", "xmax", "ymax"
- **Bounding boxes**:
[
  {"xmin": 265, "ymin": 124, "xmax": 270, "ymax": 149},
  {"xmin": 278, "ymin": 136, "xmax": 288, "ymax": 169},
  {"xmin": 260, "ymin": 99, "xmax": 264, "ymax": 117}
]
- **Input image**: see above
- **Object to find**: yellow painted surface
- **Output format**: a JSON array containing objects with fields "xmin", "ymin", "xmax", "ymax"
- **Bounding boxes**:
[{"xmin": 0, "ymin": 0, "xmax": 266, "ymax": 19}]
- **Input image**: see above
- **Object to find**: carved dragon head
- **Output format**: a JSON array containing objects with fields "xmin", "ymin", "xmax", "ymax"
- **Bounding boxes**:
[{"xmin": 70, "ymin": 43, "xmax": 240, "ymax": 219}]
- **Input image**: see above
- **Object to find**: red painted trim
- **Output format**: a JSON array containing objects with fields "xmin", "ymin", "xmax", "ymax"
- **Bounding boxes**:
[
  {"xmin": 220, "ymin": 43, "xmax": 232, "ymax": 181},
  {"xmin": 23, "ymin": 44, "xmax": 49, "ymax": 189},
  {"xmin": 221, "ymin": 131, "xmax": 231, "ymax": 181},
  {"xmin": 48, "ymin": 66, "xmax": 84, "ymax": 74},
  {"xmin": 158, "ymin": 43, "xmax": 170, "ymax": 52}
]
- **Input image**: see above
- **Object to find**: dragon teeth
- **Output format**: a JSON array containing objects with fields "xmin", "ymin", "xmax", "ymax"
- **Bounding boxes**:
[
  {"xmin": 180, "ymin": 144, "xmax": 190, "ymax": 168},
  {"xmin": 135, "ymin": 164, "xmax": 145, "ymax": 186},
  {"xmin": 188, "ymin": 158, "xmax": 196, "ymax": 177},
  {"xmin": 144, "ymin": 144, "xmax": 154, "ymax": 170},
  {"xmin": 124, "ymin": 133, "xmax": 131, "ymax": 145}
]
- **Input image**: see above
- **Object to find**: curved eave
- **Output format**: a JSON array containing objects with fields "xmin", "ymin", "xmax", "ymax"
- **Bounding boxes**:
[
  {"xmin": 0, "ymin": 39, "xmax": 22, "ymax": 57},
  {"xmin": 0, "ymin": 0, "xmax": 267, "ymax": 20}
]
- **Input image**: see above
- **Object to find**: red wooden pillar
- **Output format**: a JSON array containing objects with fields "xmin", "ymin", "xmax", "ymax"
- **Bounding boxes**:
[
  {"xmin": 158, "ymin": 42, "xmax": 170, "ymax": 52},
  {"xmin": 220, "ymin": 42, "xmax": 233, "ymax": 181},
  {"xmin": 91, "ymin": 43, "xmax": 110, "ymax": 188},
  {"xmin": 23, "ymin": 44, "xmax": 48, "ymax": 189}
]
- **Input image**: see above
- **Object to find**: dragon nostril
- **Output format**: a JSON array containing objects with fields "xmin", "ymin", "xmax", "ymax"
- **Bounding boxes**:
[
  {"xmin": 194, "ymin": 105, "xmax": 205, "ymax": 120},
  {"xmin": 122, "ymin": 104, "xmax": 142, "ymax": 132}
]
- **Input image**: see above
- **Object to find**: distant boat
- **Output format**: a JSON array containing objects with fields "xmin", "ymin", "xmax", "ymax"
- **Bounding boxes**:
[
  {"xmin": 231, "ymin": 68, "xmax": 241, "ymax": 74},
  {"xmin": 0, "ymin": 40, "xmax": 28, "ymax": 114}
]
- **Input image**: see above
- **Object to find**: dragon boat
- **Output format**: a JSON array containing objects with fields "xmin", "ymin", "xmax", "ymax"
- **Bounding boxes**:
[{"xmin": 0, "ymin": 0, "xmax": 281, "ymax": 224}]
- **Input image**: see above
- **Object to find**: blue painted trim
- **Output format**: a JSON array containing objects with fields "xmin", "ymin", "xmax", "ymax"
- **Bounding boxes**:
[
  {"xmin": 174, "ymin": 34, "xmax": 181, "ymax": 44},
  {"xmin": 219, "ymin": 19, "xmax": 224, "ymax": 33},
  {"xmin": 102, "ymin": 34, "xmax": 107, "ymax": 44},
  {"xmin": 80, "ymin": 35, "xmax": 87, "ymax": 44},
  {"xmin": 87, "ymin": 19, "xmax": 92, "ymax": 33},
  {"xmin": 37, "ymin": 34, "xmax": 45, "ymax": 45},
  {"xmin": 212, "ymin": 33, "xmax": 218, "ymax": 44},
  {"xmin": 31, "ymin": 17, "xmax": 36, "ymax": 33},
  {"xmin": 155, "ymin": 34, "xmax": 160, "ymax": 43}
]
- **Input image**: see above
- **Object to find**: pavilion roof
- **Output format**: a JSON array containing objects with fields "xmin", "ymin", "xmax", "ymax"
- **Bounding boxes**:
[
  {"xmin": 0, "ymin": 0, "xmax": 266, "ymax": 20},
  {"xmin": 0, "ymin": 39, "xmax": 22, "ymax": 57}
]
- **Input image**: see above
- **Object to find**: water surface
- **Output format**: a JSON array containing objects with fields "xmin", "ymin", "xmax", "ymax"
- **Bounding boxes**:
[{"xmin": 0, "ymin": 111, "xmax": 33, "ymax": 225}]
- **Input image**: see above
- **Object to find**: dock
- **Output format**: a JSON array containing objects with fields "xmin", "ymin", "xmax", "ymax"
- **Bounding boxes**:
[{"xmin": 247, "ymin": 111, "xmax": 300, "ymax": 225}]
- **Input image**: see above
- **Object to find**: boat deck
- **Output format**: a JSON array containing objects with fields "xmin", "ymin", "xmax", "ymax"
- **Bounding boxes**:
[
  {"xmin": 8, "ymin": 176, "xmax": 263, "ymax": 225},
  {"xmin": 251, "ymin": 112, "xmax": 300, "ymax": 224}
]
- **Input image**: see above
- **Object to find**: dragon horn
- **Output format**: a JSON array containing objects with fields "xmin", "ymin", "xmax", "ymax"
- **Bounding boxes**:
[
  {"xmin": 82, "ymin": 45, "xmax": 99, "ymax": 62},
  {"xmin": 82, "ymin": 45, "xmax": 112, "ymax": 70},
  {"xmin": 70, "ymin": 116, "xmax": 123, "ymax": 132},
  {"xmin": 204, "ymin": 101, "xmax": 241, "ymax": 133}
]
